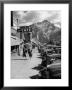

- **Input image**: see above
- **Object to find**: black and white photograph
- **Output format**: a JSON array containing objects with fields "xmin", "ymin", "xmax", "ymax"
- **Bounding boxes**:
[
  {"xmin": 11, "ymin": 10, "xmax": 61, "ymax": 79},
  {"xmin": 4, "ymin": 4, "xmax": 69, "ymax": 86}
]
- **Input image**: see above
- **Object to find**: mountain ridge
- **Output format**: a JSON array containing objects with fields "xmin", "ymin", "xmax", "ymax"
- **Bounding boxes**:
[{"xmin": 30, "ymin": 20, "xmax": 61, "ymax": 45}]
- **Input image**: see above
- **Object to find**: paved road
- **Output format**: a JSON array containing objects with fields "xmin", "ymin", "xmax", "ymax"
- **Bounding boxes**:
[{"xmin": 11, "ymin": 48, "xmax": 42, "ymax": 79}]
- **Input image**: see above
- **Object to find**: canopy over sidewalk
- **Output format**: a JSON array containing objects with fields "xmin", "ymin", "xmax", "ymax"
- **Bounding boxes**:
[{"xmin": 11, "ymin": 36, "xmax": 23, "ymax": 46}]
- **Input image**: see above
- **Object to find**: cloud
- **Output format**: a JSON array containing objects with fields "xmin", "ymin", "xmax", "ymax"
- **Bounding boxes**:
[{"xmin": 13, "ymin": 11, "xmax": 61, "ymax": 26}]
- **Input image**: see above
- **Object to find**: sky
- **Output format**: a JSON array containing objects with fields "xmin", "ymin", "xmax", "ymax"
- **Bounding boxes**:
[{"xmin": 13, "ymin": 11, "xmax": 61, "ymax": 27}]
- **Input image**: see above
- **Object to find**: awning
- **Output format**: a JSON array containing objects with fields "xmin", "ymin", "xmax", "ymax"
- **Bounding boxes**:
[{"xmin": 11, "ymin": 36, "xmax": 22, "ymax": 46}]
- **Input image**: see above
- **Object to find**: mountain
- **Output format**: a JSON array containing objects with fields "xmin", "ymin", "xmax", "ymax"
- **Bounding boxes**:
[{"xmin": 31, "ymin": 20, "xmax": 61, "ymax": 45}]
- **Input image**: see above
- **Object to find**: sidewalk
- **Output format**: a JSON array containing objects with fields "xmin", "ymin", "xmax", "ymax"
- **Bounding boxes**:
[{"xmin": 11, "ymin": 48, "xmax": 42, "ymax": 79}]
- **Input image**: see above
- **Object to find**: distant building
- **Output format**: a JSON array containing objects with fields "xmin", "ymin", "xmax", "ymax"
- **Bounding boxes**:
[
  {"xmin": 11, "ymin": 26, "xmax": 22, "ymax": 47},
  {"xmin": 17, "ymin": 25, "xmax": 32, "ymax": 43},
  {"xmin": 11, "ymin": 27, "xmax": 17, "ymax": 36}
]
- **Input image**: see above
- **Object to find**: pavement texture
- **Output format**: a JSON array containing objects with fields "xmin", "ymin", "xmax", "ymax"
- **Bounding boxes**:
[{"xmin": 11, "ymin": 48, "xmax": 42, "ymax": 79}]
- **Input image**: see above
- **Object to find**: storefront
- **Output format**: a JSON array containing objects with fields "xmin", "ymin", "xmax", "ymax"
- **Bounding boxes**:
[
  {"xmin": 11, "ymin": 36, "xmax": 22, "ymax": 54},
  {"xmin": 17, "ymin": 26, "xmax": 32, "ymax": 43}
]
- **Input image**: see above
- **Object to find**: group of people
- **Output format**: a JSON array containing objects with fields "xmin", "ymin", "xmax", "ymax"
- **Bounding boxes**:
[
  {"xmin": 18, "ymin": 42, "xmax": 33, "ymax": 59},
  {"xmin": 23, "ymin": 44, "xmax": 32, "ymax": 58}
]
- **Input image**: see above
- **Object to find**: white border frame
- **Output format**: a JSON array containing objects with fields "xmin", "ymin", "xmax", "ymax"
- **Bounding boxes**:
[{"xmin": 4, "ymin": 4, "xmax": 69, "ymax": 87}]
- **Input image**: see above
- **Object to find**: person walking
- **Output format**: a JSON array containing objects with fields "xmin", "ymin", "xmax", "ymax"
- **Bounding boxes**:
[
  {"xmin": 28, "ymin": 48, "xmax": 32, "ymax": 60},
  {"xmin": 23, "ymin": 45, "xmax": 26, "ymax": 58}
]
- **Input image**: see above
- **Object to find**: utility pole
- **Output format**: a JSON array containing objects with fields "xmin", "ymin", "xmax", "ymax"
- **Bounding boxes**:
[
  {"xmin": 17, "ymin": 18, "xmax": 18, "ymax": 31},
  {"xmin": 11, "ymin": 11, "xmax": 13, "ymax": 26},
  {"xmin": 17, "ymin": 18, "xmax": 22, "ymax": 39}
]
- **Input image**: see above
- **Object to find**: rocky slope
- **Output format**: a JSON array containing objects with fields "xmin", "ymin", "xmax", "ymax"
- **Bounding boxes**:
[{"xmin": 31, "ymin": 20, "xmax": 61, "ymax": 45}]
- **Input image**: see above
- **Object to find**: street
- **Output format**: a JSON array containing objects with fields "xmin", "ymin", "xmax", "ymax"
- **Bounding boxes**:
[{"xmin": 11, "ymin": 47, "xmax": 42, "ymax": 79}]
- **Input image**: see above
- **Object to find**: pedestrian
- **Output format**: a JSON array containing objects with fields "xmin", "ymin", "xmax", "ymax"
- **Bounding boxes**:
[
  {"xmin": 23, "ymin": 45, "xmax": 26, "ymax": 58},
  {"xmin": 28, "ymin": 49, "xmax": 32, "ymax": 59}
]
